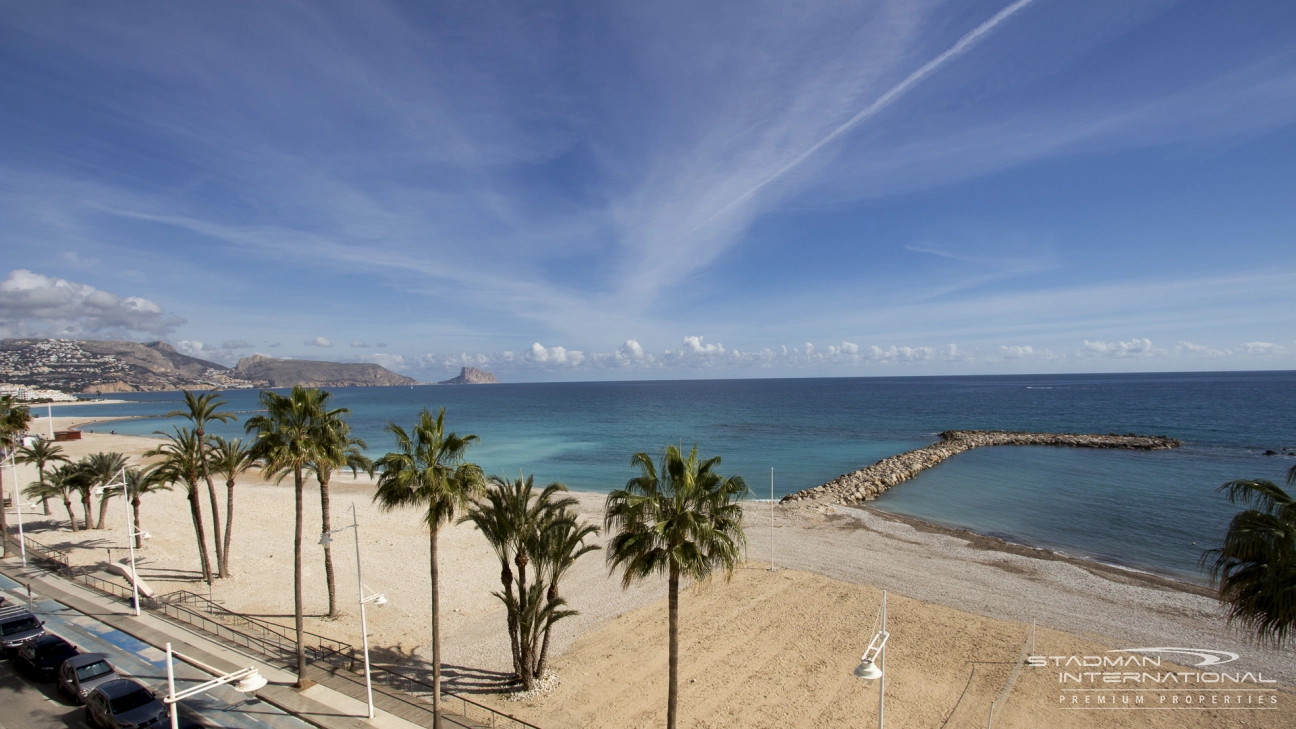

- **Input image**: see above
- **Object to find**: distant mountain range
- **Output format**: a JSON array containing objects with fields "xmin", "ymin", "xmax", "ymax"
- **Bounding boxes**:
[
  {"xmin": 233, "ymin": 354, "xmax": 418, "ymax": 388},
  {"xmin": 0, "ymin": 338, "xmax": 422, "ymax": 393}
]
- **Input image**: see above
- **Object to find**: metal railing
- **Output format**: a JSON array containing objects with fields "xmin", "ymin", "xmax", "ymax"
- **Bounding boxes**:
[
  {"xmin": 313, "ymin": 652, "xmax": 542, "ymax": 729},
  {"xmin": 3, "ymin": 534, "xmax": 71, "ymax": 571},
  {"xmin": 157, "ymin": 590, "xmax": 351, "ymax": 664}
]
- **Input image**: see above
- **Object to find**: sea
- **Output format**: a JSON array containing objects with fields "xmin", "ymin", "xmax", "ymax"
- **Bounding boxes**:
[{"xmin": 54, "ymin": 371, "xmax": 1296, "ymax": 584}]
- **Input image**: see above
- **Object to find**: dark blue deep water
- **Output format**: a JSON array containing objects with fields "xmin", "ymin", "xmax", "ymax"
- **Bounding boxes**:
[{"xmin": 57, "ymin": 371, "xmax": 1296, "ymax": 582}]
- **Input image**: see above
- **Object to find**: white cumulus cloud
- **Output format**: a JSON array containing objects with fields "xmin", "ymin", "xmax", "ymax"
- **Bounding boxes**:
[
  {"xmin": 1083, "ymin": 338, "xmax": 1155, "ymax": 357},
  {"xmin": 0, "ymin": 268, "xmax": 184, "ymax": 335},
  {"xmin": 306, "ymin": 336, "xmax": 333, "ymax": 347}
]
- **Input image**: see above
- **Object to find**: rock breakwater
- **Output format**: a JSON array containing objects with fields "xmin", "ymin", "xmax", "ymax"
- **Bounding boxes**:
[{"xmin": 780, "ymin": 430, "xmax": 1181, "ymax": 506}]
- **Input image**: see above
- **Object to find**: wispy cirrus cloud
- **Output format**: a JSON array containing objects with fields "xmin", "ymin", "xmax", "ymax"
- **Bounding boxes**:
[{"xmin": 2, "ymin": 2, "xmax": 1295, "ymax": 370}]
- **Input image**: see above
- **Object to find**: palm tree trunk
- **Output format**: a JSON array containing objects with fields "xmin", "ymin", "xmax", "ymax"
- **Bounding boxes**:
[
  {"xmin": 82, "ymin": 494, "xmax": 93, "ymax": 531},
  {"xmin": 39, "ymin": 471, "xmax": 51, "ymax": 515},
  {"xmin": 320, "ymin": 472, "xmax": 338, "ymax": 618},
  {"xmin": 198, "ymin": 428, "xmax": 227, "ymax": 578},
  {"xmin": 222, "ymin": 479, "xmax": 235, "ymax": 577},
  {"xmin": 667, "ymin": 562, "xmax": 679, "ymax": 729},
  {"xmin": 293, "ymin": 467, "xmax": 307, "ymax": 685},
  {"xmin": 187, "ymin": 486, "xmax": 212, "ymax": 584},
  {"xmin": 514, "ymin": 554, "xmax": 533, "ymax": 689},
  {"xmin": 503, "ymin": 566, "xmax": 521, "ymax": 678},
  {"xmin": 536, "ymin": 586, "xmax": 557, "ymax": 678},
  {"xmin": 63, "ymin": 497, "xmax": 79, "ymax": 532},
  {"xmin": 132, "ymin": 498, "xmax": 143, "ymax": 550},
  {"xmin": 430, "ymin": 523, "xmax": 442, "ymax": 729},
  {"xmin": 95, "ymin": 493, "xmax": 111, "ymax": 529},
  {"xmin": 0, "ymin": 464, "xmax": 9, "ymax": 558}
]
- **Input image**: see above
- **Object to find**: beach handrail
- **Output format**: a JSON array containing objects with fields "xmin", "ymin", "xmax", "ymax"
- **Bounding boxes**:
[{"xmin": 3, "ymin": 533, "xmax": 71, "ymax": 571}]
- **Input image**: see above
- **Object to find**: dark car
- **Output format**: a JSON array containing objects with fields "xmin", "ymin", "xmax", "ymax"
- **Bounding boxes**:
[
  {"xmin": 0, "ymin": 608, "xmax": 45, "ymax": 655},
  {"xmin": 17, "ymin": 633, "xmax": 78, "ymax": 680},
  {"xmin": 85, "ymin": 678, "xmax": 169, "ymax": 729},
  {"xmin": 58, "ymin": 653, "xmax": 120, "ymax": 704}
]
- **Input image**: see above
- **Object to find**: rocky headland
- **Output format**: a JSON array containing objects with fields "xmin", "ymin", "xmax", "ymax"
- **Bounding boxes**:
[
  {"xmin": 436, "ymin": 366, "xmax": 499, "ymax": 385},
  {"xmin": 781, "ymin": 429, "xmax": 1182, "ymax": 505}
]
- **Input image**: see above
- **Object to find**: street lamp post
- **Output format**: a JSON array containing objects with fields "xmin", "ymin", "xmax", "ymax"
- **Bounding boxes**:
[
  {"xmin": 4, "ymin": 451, "xmax": 41, "ymax": 568},
  {"xmin": 320, "ymin": 503, "xmax": 386, "ymax": 719},
  {"xmin": 853, "ymin": 590, "xmax": 889, "ymax": 729},
  {"xmin": 93, "ymin": 468, "xmax": 149, "ymax": 615},
  {"xmin": 164, "ymin": 642, "xmax": 267, "ymax": 729}
]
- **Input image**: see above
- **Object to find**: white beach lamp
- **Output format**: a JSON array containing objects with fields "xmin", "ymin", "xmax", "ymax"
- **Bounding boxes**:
[
  {"xmin": 854, "ymin": 656, "xmax": 883, "ymax": 680},
  {"xmin": 318, "ymin": 531, "xmax": 333, "ymax": 546},
  {"xmin": 853, "ymin": 590, "xmax": 889, "ymax": 729},
  {"xmin": 233, "ymin": 670, "xmax": 268, "ymax": 694}
]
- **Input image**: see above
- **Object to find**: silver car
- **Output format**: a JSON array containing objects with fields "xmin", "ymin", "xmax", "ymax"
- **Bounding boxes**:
[
  {"xmin": 0, "ymin": 608, "xmax": 45, "ymax": 655},
  {"xmin": 58, "ymin": 653, "xmax": 120, "ymax": 704},
  {"xmin": 85, "ymin": 678, "xmax": 169, "ymax": 729}
]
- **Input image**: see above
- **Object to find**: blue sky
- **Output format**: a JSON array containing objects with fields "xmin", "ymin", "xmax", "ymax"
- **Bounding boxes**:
[{"xmin": 1, "ymin": 0, "xmax": 1294, "ymax": 381}]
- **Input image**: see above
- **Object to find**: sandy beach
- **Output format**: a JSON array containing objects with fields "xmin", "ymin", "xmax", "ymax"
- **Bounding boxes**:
[{"xmin": 4, "ymin": 421, "xmax": 1293, "ymax": 728}]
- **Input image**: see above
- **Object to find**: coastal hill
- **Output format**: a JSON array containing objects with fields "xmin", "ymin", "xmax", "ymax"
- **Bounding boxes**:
[
  {"xmin": 436, "ymin": 366, "xmax": 499, "ymax": 385},
  {"xmin": 0, "ymin": 338, "xmax": 264, "ymax": 393},
  {"xmin": 234, "ymin": 354, "xmax": 418, "ymax": 388}
]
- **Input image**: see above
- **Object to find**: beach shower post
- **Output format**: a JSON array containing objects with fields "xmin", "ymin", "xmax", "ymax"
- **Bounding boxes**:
[
  {"xmin": 853, "ymin": 590, "xmax": 888, "ymax": 729},
  {"xmin": 320, "ymin": 503, "xmax": 386, "ymax": 720},
  {"xmin": 769, "ymin": 467, "xmax": 775, "ymax": 571}
]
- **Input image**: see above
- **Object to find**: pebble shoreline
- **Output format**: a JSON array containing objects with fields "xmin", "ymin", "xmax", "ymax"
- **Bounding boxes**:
[{"xmin": 780, "ymin": 429, "xmax": 1182, "ymax": 505}]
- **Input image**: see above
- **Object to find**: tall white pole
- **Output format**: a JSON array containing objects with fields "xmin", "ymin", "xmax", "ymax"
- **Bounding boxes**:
[
  {"xmin": 7, "ymin": 455, "xmax": 25, "ymax": 567},
  {"xmin": 769, "ymin": 468, "xmax": 775, "ymax": 571},
  {"xmin": 47, "ymin": 404, "xmax": 53, "ymax": 440},
  {"xmin": 353, "ymin": 504, "xmax": 375, "ymax": 719},
  {"xmin": 126, "ymin": 493, "xmax": 140, "ymax": 616},
  {"xmin": 879, "ymin": 590, "xmax": 886, "ymax": 729},
  {"xmin": 167, "ymin": 642, "xmax": 180, "ymax": 729}
]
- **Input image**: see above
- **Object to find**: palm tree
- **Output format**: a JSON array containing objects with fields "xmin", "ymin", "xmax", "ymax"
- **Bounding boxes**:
[
  {"xmin": 25, "ymin": 463, "xmax": 85, "ymax": 532},
  {"xmin": 15, "ymin": 440, "xmax": 69, "ymax": 516},
  {"xmin": 209, "ymin": 436, "xmax": 256, "ymax": 577},
  {"xmin": 124, "ymin": 466, "xmax": 172, "ymax": 549},
  {"xmin": 604, "ymin": 444, "xmax": 748, "ymax": 729},
  {"xmin": 309, "ymin": 417, "xmax": 372, "ymax": 618},
  {"xmin": 0, "ymin": 395, "xmax": 33, "ymax": 557},
  {"xmin": 245, "ymin": 386, "xmax": 334, "ymax": 686},
  {"xmin": 70, "ymin": 461, "xmax": 95, "ymax": 530},
  {"xmin": 146, "ymin": 428, "xmax": 214, "ymax": 584},
  {"xmin": 84, "ymin": 452, "xmax": 128, "ymax": 529},
  {"xmin": 168, "ymin": 391, "xmax": 236, "ymax": 577},
  {"xmin": 459, "ymin": 473, "xmax": 592, "ymax": 689},
  {"xmin": 374, "ymin": 407, "xmax": 484, "ymax": 729},
  {"xmin": 533, "ymin": 506, "xmax": 600, "ymax": 678},
  {"xmin": 1202, "ymin": 463, "xmax": 1296, "ymax": 646}
]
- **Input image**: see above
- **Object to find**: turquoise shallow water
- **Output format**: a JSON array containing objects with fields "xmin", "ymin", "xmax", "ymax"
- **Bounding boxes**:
[{"xmin": 58, "ymin": 371, "xmax": 1296, "ymax": 582}]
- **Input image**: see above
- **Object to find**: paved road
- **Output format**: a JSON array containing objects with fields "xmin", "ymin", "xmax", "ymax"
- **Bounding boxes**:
[
  {"xmin": 0, "ymin": 574, "xmax": 312, "ymax": 729},
  {"xmin": 0, "ymin": 658, "xmax": 80, "ymax": 729}
]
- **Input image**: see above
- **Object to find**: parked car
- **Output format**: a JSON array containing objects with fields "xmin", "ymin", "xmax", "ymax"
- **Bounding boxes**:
[
  {"xmin": 0, "ymin": 607, "xmax": 45, "ymax": 655},
  {"xmin": 58, "ymin": 654, "xmax": 120, "ymax": 704},
  {"xmin": 17, "ymin": 633, "xmax": 78, "ymax": 680},
  {"xmin": 85, "ymin": 679, "xmax": 169, "ymax": 729}
]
